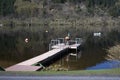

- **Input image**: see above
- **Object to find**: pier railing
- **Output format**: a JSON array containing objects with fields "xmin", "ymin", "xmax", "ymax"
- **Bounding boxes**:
[{"xmin": 49, "ymin": 38, "xmax": 82, "ymax": 50}]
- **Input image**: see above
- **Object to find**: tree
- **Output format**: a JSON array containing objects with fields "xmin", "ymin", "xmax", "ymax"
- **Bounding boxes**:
[
  {"xmin": 51, "ymin": 0, "xmax": 67, "ymax": 3},
  {"xmin": 109, "ymin": 1, "xmax": 120, "ymax": 17},
  {"xmin": 0, "ymin": 0, "xmax": 15, "ymax": 16},
  {"xmin": 14, "ymin": 0, "xmax": 39, "ymax": 18}
]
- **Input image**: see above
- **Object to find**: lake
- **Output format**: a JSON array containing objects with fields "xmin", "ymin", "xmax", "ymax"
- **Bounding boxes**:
[
  {"xmin": 0, "ymin": 25, "xmax": 120, "ymax": 70},
  {"xmin": 87, "ymin": 60, "xmax": 120, "ymax": 70},
  {"xmin": 0, "ymin": 44, "xmax": 112, "ymax": 70}
]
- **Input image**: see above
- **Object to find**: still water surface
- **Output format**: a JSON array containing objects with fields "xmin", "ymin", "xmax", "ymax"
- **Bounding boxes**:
[
  {"xmin": 0, "ymin": 25, "xmax": 120, "ymax": 70},
  {"xmin": 51, "ymin": 47, "xmax": 108, "ymax": 70},
  {"xmin": 0, "ymin": 47, "xmax": 107, "ymax": 70}
]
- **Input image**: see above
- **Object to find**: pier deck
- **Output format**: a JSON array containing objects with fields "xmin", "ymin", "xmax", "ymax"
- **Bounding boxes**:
[{"xmin": 6, "ymin": 46, "xmax": 69, "ymax": 71}]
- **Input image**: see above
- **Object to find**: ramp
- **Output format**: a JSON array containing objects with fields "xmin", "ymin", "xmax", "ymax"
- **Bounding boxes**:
[
  {"xmin": 6, "ymin": 65, "xmax": 42, "ymax": 71},
  {"xmin": 6, "ymin": 46, "xmax": 68, "ymax": 71}
]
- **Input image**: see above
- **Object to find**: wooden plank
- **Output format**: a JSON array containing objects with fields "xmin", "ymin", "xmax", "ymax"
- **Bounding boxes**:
[
  {"xmin": 17, "ymin": 46, "xmax": 68, "ymax": 66},
  {"xmin": 70, "ymin": 44, "xmax": 81, "ymax": 49},
  {"xmin": 52, "ymin": 43, "xmax": 66, "ymax": 49},
  {"xmin": 52, "ymin": 43, "xmax": 81, "ymax": 49},
  {"xmin": 5, "ymin": 43, "xmax": 81, "ymax": 71},
  {"xmin": 6, "ymin": 46, "xmax": 69, "ymax": 71},
  {"xmin": 6, "ymin": 65, "xmax": 42, "ymax": 71}
]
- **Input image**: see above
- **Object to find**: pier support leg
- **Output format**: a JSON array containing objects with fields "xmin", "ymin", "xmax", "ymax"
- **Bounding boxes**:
[{"xmin": 76, "ymin": 48, "xmax": 78, "ymax": 61}]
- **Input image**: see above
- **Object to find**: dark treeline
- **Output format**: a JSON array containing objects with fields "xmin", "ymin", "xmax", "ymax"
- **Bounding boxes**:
[
  {"xmin": 0, "ymin": 0, "xmax": 16, "ymax": 16},
  {"xmin": 0, "ymin": 0, "xmax": 120, "ymax": 18}
]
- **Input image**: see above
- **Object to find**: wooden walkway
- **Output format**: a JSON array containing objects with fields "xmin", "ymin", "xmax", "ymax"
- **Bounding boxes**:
[
  {"xmin": 52, "ymin": 43, "xmax": 81, "ymax": 49},
  {"xmin": 17, "ymin": 46, "xmax": 68, "ymax": 66},
  {"xmin": 6, "ymin": 46, "xmax": 69, "ymax": 71},
  {"xmin": 6, "ymin": 39, "xmax": 81, "ymax": 71},
  {"xmin": 5, "ymin": 65, "xmax": 42, "ymax": 71},
  {"xmin": 70, "ymin": 44, "xmax": 81, "ymax": 49}
]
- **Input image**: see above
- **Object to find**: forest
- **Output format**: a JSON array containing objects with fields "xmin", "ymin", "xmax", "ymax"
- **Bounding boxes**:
[{"xmin": 0, "ymin": 0, "xmax": 120, "ymax": 17}]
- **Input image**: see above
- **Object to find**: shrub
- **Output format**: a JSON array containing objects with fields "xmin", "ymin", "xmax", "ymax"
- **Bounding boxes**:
[{"xmin": 107, "ymin": 44, "xmax": 120, "ymax": 60}]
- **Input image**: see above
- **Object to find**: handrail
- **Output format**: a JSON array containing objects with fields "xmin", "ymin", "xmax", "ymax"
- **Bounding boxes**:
[{"xmin": 49, "ymin": 38, "xmax": 83, "ymax": 50}]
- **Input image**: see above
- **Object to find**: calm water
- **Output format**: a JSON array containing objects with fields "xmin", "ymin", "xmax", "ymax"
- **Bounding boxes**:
[
  {"xmin": 0, "ymin": 46, "xmax": 108, "ymax": 70},
  {"xmin": 48, "ymin": 47, "xmax": 109, "ymax": 70},
  {"xmin": 51, "ymin": 47, "xmax": 120, "ymax": 70},
  {"xmin": 87, "ymin": 60, "xmax": 120, "ymax": 70},
  {"xmin": 0, "ymin": 25, "xmax": 120, "ymax": 70}
]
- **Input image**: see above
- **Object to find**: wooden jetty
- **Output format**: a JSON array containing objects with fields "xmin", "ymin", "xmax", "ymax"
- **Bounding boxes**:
[{"xmin": 6, "ymin": 38, "xmax": 82, "ymax": 71}]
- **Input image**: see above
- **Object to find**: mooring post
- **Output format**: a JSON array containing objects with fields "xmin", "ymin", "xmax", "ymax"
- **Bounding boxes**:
[{"xmin": 76, "ymin": 48, "xmax": 78, "ymax": 60}]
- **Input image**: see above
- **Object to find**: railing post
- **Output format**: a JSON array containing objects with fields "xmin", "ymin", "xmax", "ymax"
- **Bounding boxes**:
[
  {"xmin": 58, "ymin": 40, "xmax": 60, "ymax": 44},
  {"xmin": 49, "ymin": 44, "xmax": 51, "ymax": 51}
]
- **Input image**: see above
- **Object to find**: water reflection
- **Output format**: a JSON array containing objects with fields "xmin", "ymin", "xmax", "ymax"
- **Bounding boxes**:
[
  {"xmin": 0, "ymin": 60, "xmax": 17, "ymax": 68},
  {"xmin": 0, "ymin": 25, "xmax": 118, "ymax": 70},
  {"xmin": 87, "ymin": 60, "xmax": 120, "ymax": 70},
  {"xmin": 51, "ymin": 46, "xmax": 107, "ymax": 70},
  {"xmin": 0, "ymin": 45, "xmax": 108, "ymax": 70}
]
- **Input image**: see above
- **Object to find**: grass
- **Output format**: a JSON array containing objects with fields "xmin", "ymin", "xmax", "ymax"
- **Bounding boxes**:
[{"xmin": 0, "ymin": 68, "xmax": 120, "ymax": 76}]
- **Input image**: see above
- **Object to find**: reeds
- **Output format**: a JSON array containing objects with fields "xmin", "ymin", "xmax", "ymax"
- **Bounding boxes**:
[{"xmin": 107, "ymin": 44, "xmax": 120, "ymax": 60}]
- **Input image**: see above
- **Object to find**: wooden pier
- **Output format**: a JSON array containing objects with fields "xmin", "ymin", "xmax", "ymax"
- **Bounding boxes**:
[{"xmin": 6, "ymin": 38, "xmax": 82, "ymax": 71}]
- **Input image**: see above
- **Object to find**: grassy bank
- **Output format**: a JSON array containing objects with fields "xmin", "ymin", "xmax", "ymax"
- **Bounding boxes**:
[
  {"xmin": 0, "ymin": 68, "xmax": 120, "ymax": 76},
  {"xmin": 107, "ymin": 44, "xmax": 120, "ymax": 60}
]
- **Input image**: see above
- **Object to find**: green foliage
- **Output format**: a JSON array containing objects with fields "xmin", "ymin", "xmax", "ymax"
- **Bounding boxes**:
[
  {"xmin": 109, "ymin": 2, "xmax": 120, "ymax": 17},
  {"xmin": 67, "ymin": 0, "xmax": 82, "ymax": 3},
  {"xmin": 0, "ymin": 0, "xmax": 120, "ymax": 17},
  {"xmin": 0, "ymin": 0, "xmax": 16, "ymax": 16},
  {"xmin": 14, "ymin": 0, "xmax": 39, "ymax": 18},
  {"xmin": 85, "ymin": 0, "xmax": 116, "ymax": 8},
  {"xmin": 1, "ymin": 68, "xmax": 120, "ymax": 75},
  {"xmin": 51, "ymin": 0, "xmax": 67, "ymax": 3},
  {"xmin": 42, "ymin": 64, "xmax": 68, "ymax": 71},
  {"xmin": 85, "ymin": 0, "xmax": 118, "ymax": 16},
  {"xmin": 107, "ymin": 44, "xmax": 120, "ymax": 60},
  {"xmin": 45, "ymin": 0, "xmax": 120, "ymax": 17}
]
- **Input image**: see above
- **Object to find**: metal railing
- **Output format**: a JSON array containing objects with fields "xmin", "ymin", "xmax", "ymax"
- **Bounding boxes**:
[
  {"xmin": 75, "ymin": 38, "xmax": 83, "ymax": 44},
  {"xmin": 49, "ymin": 38, "xmax": 83, "ymax": 50},
  {"xmin": 49, "ymin": 39, "xmax": 60, "ymax": 50}
]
